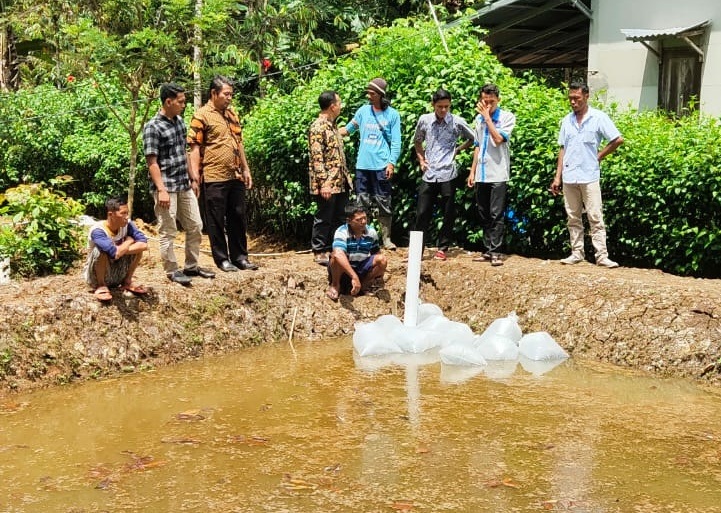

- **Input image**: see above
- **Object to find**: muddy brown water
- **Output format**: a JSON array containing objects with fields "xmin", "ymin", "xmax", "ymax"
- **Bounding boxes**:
[{"xmin": 1, "ymin": 337, "xmax": 721, "ymax": 513}]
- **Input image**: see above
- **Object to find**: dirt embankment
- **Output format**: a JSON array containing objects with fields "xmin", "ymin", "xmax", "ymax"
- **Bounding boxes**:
[{"xmin": 1, "ymin": 239, "xmax": 720, "ymax": 395}]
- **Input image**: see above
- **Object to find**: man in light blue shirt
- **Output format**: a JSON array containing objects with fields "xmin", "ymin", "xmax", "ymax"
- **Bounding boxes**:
[
  {"xmin": 550, "ymin": 81, "xmax": 624, "ymax": 268},
  {"xmin": 413, "ymin": 88, "xmax": 474, "ymax": 260},
  {"xmin": 341, "ymin": 78, "xmax": 402, "ymax": 250}
]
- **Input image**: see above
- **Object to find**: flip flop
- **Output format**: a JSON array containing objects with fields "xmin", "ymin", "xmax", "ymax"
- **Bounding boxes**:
[
  {"xmin": 326, "ymin": 287, "xmax": 339, "ymax": 301},
  {"xmin": 94, "ymin": 286, "xmax": 112, "ymax": 302},
  {"xmin": 121, "ymin": 283, "xmax": 148, "ymax": 296}
]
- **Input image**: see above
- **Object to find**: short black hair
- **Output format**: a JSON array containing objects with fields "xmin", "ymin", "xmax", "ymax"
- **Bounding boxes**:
[
  {"xmin": 160, "ymin": 82, "xmax": 185, "ymax": 103},
  {"xmin": 208, "ymin": 75, "xmax": 233, "ymax": 97},
  {"xmin": 479, "ymin": 83, "xmax": 500, "ymax": 98},
  {"xmin": 345, "ymin": 204, "xmax": 367, "ymax": 220},
  {"xmin": 568, "ymin": 81, "xmax": 589, "ymax": 94},
  {"xmin": 318, "ymin": 90, "xmax": 339, "ymax": 110},
  {"xmin": 432, "ymin": 88, "xmax": 452, "ymax": 103},
  {"xmin": 105, "ymin": 196, "xmax": 128, "ymax": 213}
]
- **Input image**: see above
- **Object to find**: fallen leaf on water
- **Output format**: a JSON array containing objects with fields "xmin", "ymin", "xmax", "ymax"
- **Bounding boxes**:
[
  {"xmin": 415, "ymin": 444, "xmax": 430, "ymax": 454},
  {"xmin": 502, "ymin": 477, "xmax": 520, "ymax": 488},
  {"xmin": 389, "ymin": 500, "xmax": 414, "ymax": 510},
  {"xmin": 122, "ymin": 454, "xmax": 167, "ymax": 472},
  {"xmin": 174, "ymin": 410, "xmax": 205, "ymax": 421},
  {"xmin": 485, "ymin": 477, "xmax": 520, "ymax": 489},
  {"xmin": 225, "ymin": 434, "xmax": 270, "ymax": 445},
  {"xmin": 161, "ymin": 437, "xmax": 202, "ymax": 445},
  {"xmin": 280, "ymin": 473, "xmax": 318, "ymax": 491}
]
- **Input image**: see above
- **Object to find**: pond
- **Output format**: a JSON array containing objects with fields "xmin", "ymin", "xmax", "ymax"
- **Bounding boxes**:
[{"xmin": 1, "ymin": 337, "xmax": 721, "ymax": 512}]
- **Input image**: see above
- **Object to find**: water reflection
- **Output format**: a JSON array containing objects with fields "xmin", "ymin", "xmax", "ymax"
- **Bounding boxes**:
[{"xmin": 1, "ymin": 337, "xmax": 721, "ymax": 512}]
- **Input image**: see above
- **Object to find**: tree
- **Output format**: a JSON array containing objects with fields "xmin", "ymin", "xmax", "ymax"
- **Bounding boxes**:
[{"xmin": 60, "ymin": 0, "xmax": 192, "ymax": 215}]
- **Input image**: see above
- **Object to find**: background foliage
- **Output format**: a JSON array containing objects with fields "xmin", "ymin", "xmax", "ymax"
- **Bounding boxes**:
[
  {"xmin": 244, "ymin": 18, "xmax": 721, "ymax": 278},
  {"xmin": 0, "ymin": 180, "xmax": 85, "ymax": 277},
  {"xmin": 1, "ymin": 12, "xmax": 720, "ymax": 278}
]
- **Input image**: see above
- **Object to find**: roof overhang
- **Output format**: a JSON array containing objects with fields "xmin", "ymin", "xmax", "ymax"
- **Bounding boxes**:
[
  {"xmin": 456, "ymin": 0, "xmax": 592, "ymax": 68},
  {"xmin": 621, "ymin": 20, "xmax": 710, "ymax": 61}
]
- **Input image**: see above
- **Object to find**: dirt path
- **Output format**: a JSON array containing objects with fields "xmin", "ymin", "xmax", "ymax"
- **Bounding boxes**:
[{"xmin": 1, "ymin": 235, "xmax": 720, "ymax": 395}]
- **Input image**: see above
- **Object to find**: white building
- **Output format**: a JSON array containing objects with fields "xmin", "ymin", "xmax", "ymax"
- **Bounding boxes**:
[{"xmin": 470, "ymin": 0, "xmax": 721, "ymax": 116}]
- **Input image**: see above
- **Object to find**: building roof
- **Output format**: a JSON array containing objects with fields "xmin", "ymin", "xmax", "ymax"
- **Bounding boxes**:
[
  {"xmin": 620, "ymin": 20, "xmax": 710, "ymax": 42},
  {"xmin": 457, "ymin": 0, "xmax": 592, "ymax": 68}
]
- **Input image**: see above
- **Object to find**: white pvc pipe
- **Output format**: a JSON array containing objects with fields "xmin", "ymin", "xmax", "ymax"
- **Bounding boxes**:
[{"xmin": 404, "ymin": 231, "xmax": 423, "ymax": 327}]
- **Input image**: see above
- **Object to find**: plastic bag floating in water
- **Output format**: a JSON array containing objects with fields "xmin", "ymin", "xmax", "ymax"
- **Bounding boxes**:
[
  {"xmin": 439, "ymin": 343, "xmax": 488, "ymax": 366},
  {"xmin": 479, "ymin": 312, "xmax": 522, "ymax": 343},
  {"xmin": 518, "ymin": 332, "xmax": 568, "ymax": 361}
]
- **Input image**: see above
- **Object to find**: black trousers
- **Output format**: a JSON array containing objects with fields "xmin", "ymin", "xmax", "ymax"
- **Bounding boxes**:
[
  {"xmin": 414, "ymin": 180, "xmax": 456, "ymax": 251},
  {"xmin": 311, "ymin": 191, "xmax": 349, "ymax": 253},
  {"xmin": 204, "ymin": 180, "xmax": 249, "ymax": 266},
  {"xmin": 474, "ymin": 181, "xmax": 507, "ymax": 255}
]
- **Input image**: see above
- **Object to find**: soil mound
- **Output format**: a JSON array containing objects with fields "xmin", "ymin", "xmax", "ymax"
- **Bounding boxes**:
[{"xmin": 1, "ymin": 238, "xmax": 720, "ymax": 395}]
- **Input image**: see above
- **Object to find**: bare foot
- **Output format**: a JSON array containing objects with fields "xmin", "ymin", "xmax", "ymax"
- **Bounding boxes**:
[{"xmin": 326, "ymin": 286, "xmax": 339, "ymax": 301}]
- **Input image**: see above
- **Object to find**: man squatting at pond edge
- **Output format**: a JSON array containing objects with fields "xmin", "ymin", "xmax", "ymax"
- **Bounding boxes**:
[
  {"xmin": 326, "ymin": 205, "xmax": 388, "ymax": 301},
  {"xmin": 83, "ymin": 196, "xmax": 149, "ymax": 302}
]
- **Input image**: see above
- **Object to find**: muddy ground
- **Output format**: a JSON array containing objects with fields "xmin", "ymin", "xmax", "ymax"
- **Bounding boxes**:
[{"xmin": 1, "ymin": 227, "xmax": 720, "ymax": 396}]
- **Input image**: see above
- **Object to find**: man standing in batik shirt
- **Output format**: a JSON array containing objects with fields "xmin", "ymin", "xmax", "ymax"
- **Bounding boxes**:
[{"xmin": 308, "ymin": 90, "xmax": 353, "ymax": 266}]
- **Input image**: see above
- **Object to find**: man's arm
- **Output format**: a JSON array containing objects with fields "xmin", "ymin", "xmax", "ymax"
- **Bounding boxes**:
[
  {"xmin": 146, "ymin": 154, "xmax": 170, "ymax": 208},
  {"xmin": 550, "ymin": 147, "xmax": 565, "ymax": 196},
  {"xmin": 598, "ymin": 136, "xmax": 623, "ymax": 162},
  {"xmin": 331, "ymin": 248, "xmax": 362, "ymax": 295}
]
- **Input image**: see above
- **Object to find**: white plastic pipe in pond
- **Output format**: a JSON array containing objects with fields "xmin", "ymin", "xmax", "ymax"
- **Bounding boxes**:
[{"xmin": 404, "ymin": 231, "xmax": 424, "ymax": 327}]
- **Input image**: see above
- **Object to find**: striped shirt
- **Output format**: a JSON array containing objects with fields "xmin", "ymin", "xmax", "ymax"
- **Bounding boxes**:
[
  {"xmin": 332, "ymin": 223, "xmax": 380, "ymax": 262},
  {"xmin": 143, "ymin": 113, "xmax": 191, "ymax": 193}
]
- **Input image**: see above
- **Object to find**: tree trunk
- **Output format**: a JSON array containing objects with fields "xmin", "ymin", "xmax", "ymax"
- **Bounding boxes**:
[
  {"xmin": 193, "ymin": 0, "xmax": 203, "ymax": 109},
  {"xmin": 127, "ymin": 91, "xmax": 139, "ymax": 217}
]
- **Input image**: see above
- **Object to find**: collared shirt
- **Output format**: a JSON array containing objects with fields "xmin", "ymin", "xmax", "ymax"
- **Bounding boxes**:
[
  {"xmin": 187, "ymin": 102, "xmax": 244, "ymax": 183},
  {"xmin": 308, "ymin": 115, "xmax": 352, "ymax": 195},
  {"xmin": 332, "ymin": 223, "xmax": 380, "ymax": 262},
  {"xmin": 558, "ymin": 106, "xmax": 621, "ymax": 184},
  {"xmin": 413, "ymin": 112, "xmax": 474, "ymax": 183},
  {"xmin": 345, "ymin": 104, "xmax": 402, "ymax": 169},
  {"xmin": 143, "ymin": 113, "xmax": 190, "ymax": 193},
  {"xmin": 473, "ymin": 107, "xmax": 516, "ymax": 183}
]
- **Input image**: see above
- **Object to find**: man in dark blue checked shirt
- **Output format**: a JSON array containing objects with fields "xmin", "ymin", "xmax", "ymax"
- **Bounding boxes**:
[{"xmin": 143, "ymin": 83, "xmax": 215, "ymax": 285}]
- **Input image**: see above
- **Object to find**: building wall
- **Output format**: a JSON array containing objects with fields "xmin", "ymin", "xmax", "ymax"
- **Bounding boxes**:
[{"xmin": 588, "ymin": 0, "xmax": 721, "ymax": 116}]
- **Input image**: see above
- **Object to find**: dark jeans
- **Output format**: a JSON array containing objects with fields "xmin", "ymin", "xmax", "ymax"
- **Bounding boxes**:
[
  {"xmin": 414, "ymin": 180, "xmax": 456, "ymax": 251},
  {"xmin": 311, "ymin": 191, "xmax": 349, "ymax": 253},
  {"xmin": 355, "ymin": 169, "xmax": 392, "ymax": 217},
  {"xmin": 474, "ymin": 181, "xmax": 507, "ymax": 255},
  {"xmin": 204, "ymin": 180, "xmax": 249, "ymax": 266}
]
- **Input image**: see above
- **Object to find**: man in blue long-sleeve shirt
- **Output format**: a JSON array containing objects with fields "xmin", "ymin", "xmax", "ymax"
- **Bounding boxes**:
[
  {"xmin": 83, "ymin": 196, "xmax": 149, "ymax": 302},
  {"xmin": 341, "ymin": 78, "xmax": 402, "ymax": 250}
]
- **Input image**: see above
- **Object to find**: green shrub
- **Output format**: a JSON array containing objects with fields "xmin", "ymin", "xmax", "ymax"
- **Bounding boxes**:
[
  {"xmin": 0, "ymin": 77, "xmax": 153, "ymax": 219},
  {"xmin": 0, "ymin": 180, "xmax": 85, "ymax": 277},
  {"xmin": 244, "ymin": 17, "xmax": 721, "ymax": 278}
]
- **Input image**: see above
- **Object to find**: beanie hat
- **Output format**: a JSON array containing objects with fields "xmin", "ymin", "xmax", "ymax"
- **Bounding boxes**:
[{"xmin": 366, "ymin": 78, "xmax": 387, "ymax": 96}]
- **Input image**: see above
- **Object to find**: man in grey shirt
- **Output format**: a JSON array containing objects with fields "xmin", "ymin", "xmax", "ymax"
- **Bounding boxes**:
[{"xmin": 413, "ymin": 88, "xmax": 474, "ymax": 261}]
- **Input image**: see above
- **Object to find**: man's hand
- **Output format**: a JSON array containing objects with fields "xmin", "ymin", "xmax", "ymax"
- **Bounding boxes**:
[
  {"xmin": 385, "ymin": 163, "xmax": 395, "ymax": 179},
  {"xmin": 350, "ymin": 274, "xmax": 362, "ymax": 296},
  {"xmin": 157, "ymin": 189, "xmax": 170, "ymax": 209},
  {"xmin": 549, "ymin": 178, "xmax": 562, "ymax": 196},
  {"xmin": 320, "ymin": 186, "xmax": 332, "ymax": 200}
]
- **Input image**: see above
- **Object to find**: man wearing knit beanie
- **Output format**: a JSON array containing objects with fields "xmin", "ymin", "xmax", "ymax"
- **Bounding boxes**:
[{"xmin": 340, "ymin": 77, "xmax": 402, "ymax": 250}]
